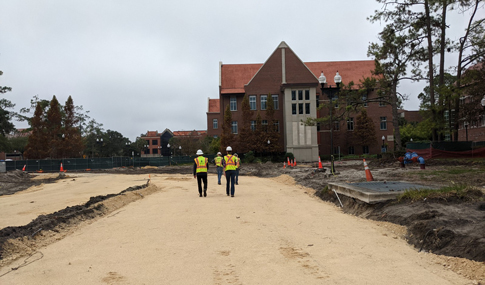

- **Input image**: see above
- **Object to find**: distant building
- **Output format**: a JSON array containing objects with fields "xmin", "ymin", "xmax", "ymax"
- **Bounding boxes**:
[
  {"xmin": 139, "ymin": 129, "xmax": 207, "ymax": 157},
  {"xmin": 207, "ymin": 41, "xmax": 395, "ymax": 161}
]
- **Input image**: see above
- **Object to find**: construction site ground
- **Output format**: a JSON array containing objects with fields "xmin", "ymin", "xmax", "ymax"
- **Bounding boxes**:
[{"xmin": 0, "ymin": 159, "xmax": 484, "ymax": 284}]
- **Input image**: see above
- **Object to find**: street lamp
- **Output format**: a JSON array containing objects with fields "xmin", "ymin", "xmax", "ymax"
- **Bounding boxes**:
[
  {"xmin": 319, "ymin": 71, "xmax": 342, "ymax": 175},
  {"xmin": 381, "ymin": 136, "xmax": 386, "ymax": 153},
  {"xmin": 481, "ymin": 95, "xmax": 485, "ymax": 109},
  {"xmin": 167, "ymin": 143, "xmax": 171, "ymax": 156},
  {"xmin": 158, "ymin": 146, "xmax": 162, "ymax": 157},
  {"xmin": 179, "ymin": 145, "xmax": 182, "ymax": 156}
]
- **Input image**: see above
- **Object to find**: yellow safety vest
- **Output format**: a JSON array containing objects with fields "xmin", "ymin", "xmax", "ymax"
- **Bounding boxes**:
[
  {"xmin": 195, "ymin": 156, "xmax": 208, "ymax": 173},
  {"xmin": 224, "ymin": 155, "xmax": 237, "ymax": 171},
  {"xmin": 215, "ymin": 156, "xmax": 223, "ymax": 167}
]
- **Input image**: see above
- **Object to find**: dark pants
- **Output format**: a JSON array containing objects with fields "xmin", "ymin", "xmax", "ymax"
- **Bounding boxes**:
[
  {"xmin": 216, "ymin": 166, "xmax": 223, "ymax": 184},
  {"xmin": 225, "ymin": 170, "xmax": 236, "ymax": 196},
  {"xmin": 235, "ymin": 168, "xmax": 239, "ymax": 184},
  {"xmin": 197, "ymin": 173, "xmax": 208, "ymax": 196}
]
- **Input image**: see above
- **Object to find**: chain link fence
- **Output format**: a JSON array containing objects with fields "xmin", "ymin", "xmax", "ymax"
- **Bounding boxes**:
[{"xmin": 5, "ymin": 155, "xmax": 215, "ymax": 172}]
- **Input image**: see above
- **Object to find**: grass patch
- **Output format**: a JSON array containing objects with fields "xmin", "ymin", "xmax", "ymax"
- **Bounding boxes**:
[
  {"xmin": 406, "ymin": 167, "xmax": 484, "ymax": 180},
  {"xmin": 397, "ymin": 184, "xmax": 484, "ymax": 202}
]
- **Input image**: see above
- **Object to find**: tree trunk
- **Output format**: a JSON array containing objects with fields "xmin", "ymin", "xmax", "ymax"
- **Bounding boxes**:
[
  {"xmin": 424, "ymin": 0, "xmax": 437, "ymax": 141},
  {"xmin": 391, "ymin": 82, "xmax": 402, "ymax": 151}
]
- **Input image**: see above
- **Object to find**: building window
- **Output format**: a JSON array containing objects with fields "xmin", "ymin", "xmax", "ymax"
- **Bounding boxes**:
[
  {"xmin": 152, "ymin": 140, "xmax": 157, "ymax": 145},
  {"xmin": 298, "ymin": 103, "xmax": 303, "ymax": 114},
  {"xmin": 292, "ymin": 91, "xmax": 296, "ymax": 100},
  {"xmin": 274, "ymin": 121, "xmax": 279, "ymax": 132},
  {"xmin": 444, "ymin": 110, "xmax": 449, "ymax": 122},
  {"xmin": 363, "ymin": 146, "xmax": 369, "ymax": 154},
  {"xmin": 262, "ymin": 120, "xmax": 268, "ymax": 131},
  {"xmin": 230, "ymin": 97, "xmax": 237, "ymax": 111},
  {"xmin": 334, "ymin": 121, "xmax": 340, "ymax": 131},
  {"xmin": 305, "ymin": 103, "xmax": 310, "ymax": 114},
  {"xmin": 292, "ymin": 104, "xmax": 297, "ymax": 115},
  {"xmin": 362, "ymin": 95, "xmax": 368, "ymax": 107},
  {"xmin": 153, "ymin": 148, "xmax": 158, "ymax": 154},
  {"xmin": 250, "ymin": 120, "xmax": 256, "ymax": 131},
  {"xmin": 380, "ymin": 117, "xmax": 387, "ymax": 130},
  {"xmin": 144, "ymin": 149, "xmax": 150, "ymax": 154},
  {"xmin": 249, "ymin": 95, "xmax": 256, "ymax": 110},
  {"xmin": 348, "ymin": 146, "xmax": 355, "ymax": 155},
  {"xmin": 305, "ymin": 90, "xmax": 310, "ymax": 100},
  {"xmin": 213, "ymin": 119, "xmax": 218, "ymax": 129},
  {"xmin": 379, "ymin": 99, "xmax": 386, "ymax": 107},
  {"xmin": 444, "ymin": 133, "xmax": 451, "ymax": 141},
  {"xmin": 347, "ymin": 118, "xmax": 354, "ymax": 131},
  {"xmin": 272, "ymin": 95, "xmax": 279, "ymax": 110},
  {"xmin": 231, "ymin": 121, "xmax": 238, "ymax": 134},
  {"xmin": 298, "ymin": 90, "xmax": 303, "ymax": 100},
  {"xmin": 261, "ymin": 95, "xmax": 267, "ymax": 110}
]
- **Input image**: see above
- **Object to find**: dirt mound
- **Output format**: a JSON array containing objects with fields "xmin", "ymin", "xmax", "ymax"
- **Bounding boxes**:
[
  {"xmin": 0, "ymin": 171, "xmax": 65, "ymax": 196},
  {"xmin": 0, "ymin": 182, "xmax": 159, "ymax": 266}
]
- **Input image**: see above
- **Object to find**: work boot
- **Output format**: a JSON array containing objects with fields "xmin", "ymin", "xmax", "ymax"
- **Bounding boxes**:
[
  {"xmin": 204, "ymin": 190, "xmax": 207, "ymax": 197},
  {"xmin": 199, "ymin": 193, "xmax": 202, "ymax": 197}
]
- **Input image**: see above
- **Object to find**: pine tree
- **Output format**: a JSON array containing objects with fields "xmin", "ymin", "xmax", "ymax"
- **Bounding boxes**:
[
  {"xmin": 46, "ymin": 96, "xmax": 63, "ymax": 158},
  {"xmin": 24, "ymin": 103, "xmax": 49, "ymax": 159},
  {"xmin": 62, "ymin": 96, "xmax": 84, "ymax": 158},
  {"xmin": 238, "ymin": 94, "xmax": 253, "ymax": 153},
  {"xmin": 353, "ymin": 109, "xmax": 377, "ymax": 149},
  {"xmin": 220, "ymin": 104, "xmax": 234, "ymax": 152}
]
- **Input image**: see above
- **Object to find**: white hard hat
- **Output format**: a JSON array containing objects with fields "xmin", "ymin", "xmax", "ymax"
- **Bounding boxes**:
[
  {"xmin": 196, "ymin": 149, "xmax": 203, "ymax": 155},
  {"xmin": 226, "ymin": 146, "xmax": 232, "ymax": 152},
  {"xmin": 234, "ymin": 153, "xmax": 238, "ymax": 157},
  {"xmin": 217, "ymin": 152, "xmax": 221, "ymax": 155}
]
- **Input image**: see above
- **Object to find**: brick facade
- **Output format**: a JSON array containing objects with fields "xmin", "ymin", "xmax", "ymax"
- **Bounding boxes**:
[{"xmin": 207, "ymin": 42, "xmax": 396, "ymax": 161}]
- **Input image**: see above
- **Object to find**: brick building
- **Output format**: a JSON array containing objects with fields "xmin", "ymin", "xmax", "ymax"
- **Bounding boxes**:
[
  {"xmin": 140, "ymin": 129, "xmax": 207, "ymax": 157},
  {"xmin": 207, "ymin": 42, "xmax": 395, "ymax": 162}
]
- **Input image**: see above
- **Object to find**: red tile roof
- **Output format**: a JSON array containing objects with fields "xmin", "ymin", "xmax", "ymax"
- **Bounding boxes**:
[
  {"xmin": 220, "ymin": 64, "xmax": 263, "ymax": 94},
  {"xmin": 173, "ymin": 130, "xmax": 207, "ymax": 137},
  {"xmin": 208, "ymin": 99, "xmax": 220, "ymax": 113},
  {"xmin": 305, "ymin": 60, "xmax": 376, "ymax": 87},
  {"xmin": 220, "ymin": 60, "xmax": 376, "ymax": 92}
]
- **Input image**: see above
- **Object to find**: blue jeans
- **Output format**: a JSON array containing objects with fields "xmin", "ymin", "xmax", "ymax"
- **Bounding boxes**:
[
  {"xmin": 216, "ymin": 166, "xmax": 223, "ymax": 184},
  {"xmin": 225, "ymin": 170, "xmax": 236, "ymax": 196},
  {"xmin": 235, "ymin": 168, "xmax": 239, "ymax": 184}
]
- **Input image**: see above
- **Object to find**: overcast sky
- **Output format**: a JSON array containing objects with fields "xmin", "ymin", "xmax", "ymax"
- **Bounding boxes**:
[{"xmin": 1, "ymin": 1, "xmax": 483, "ymax": 141}]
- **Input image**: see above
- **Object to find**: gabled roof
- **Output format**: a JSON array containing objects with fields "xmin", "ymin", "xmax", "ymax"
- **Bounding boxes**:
[
  {"xmin": 219, "ymin": 42, "xmax": 376, "ymax": 93},
  {"xmin": 208, "ymin": 98, "xmax": 220, "ymax": 113}
]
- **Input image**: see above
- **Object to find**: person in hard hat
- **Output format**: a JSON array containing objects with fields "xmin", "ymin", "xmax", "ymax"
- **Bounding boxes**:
[
  {"xmin": 222, "ymin": 146, "xmax": 237, "ymax": 197},
  {"xmin": 193, "ymin": 149, "xmax": 209, "ymax": 197},
  {"xmin": 214, "ymin": 152, "xmax": 223, "ymax": 185},
  {"xmin": 234, "ymin": 153, "xmax": 240, "ymax": 185}
]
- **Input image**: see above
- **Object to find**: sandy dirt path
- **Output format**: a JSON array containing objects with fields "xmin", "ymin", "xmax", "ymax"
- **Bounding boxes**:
[{"xmin": 0, "ymin": 173, "xmax": 476, "ymax": 284}]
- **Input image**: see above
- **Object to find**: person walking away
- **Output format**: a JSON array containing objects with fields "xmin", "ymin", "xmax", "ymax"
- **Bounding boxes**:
[
  {"xmin": 234, "ymin": 153, "xmax": 240, "ymax": 185},
  {"xmin": 214, "ymin": 152, "xmax": 223, "ymax": 185},
  {"xmin": 193, "ymin": 149, "xmax": 209, "ymax": 197},
  {"xmin": 223, "ymin": 146, "xmax": 237, "ymax": 197}
]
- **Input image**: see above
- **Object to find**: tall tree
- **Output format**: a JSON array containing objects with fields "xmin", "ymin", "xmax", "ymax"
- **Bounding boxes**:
[
  {"xmin": 453, "ymin": 0, "xmax": 485, "ymax": 140},
  {"xmin": 62, "ymin": 96, "xmax": 84, "ymax": 158},
  {"xmin": 238, "ymin": 94, "xmax": 253, "ymax": 153},
  {"xmin": 24, "ymin": 103, "xmax": 49, "ymax": 159},
  {"xmin": 0, "ymin": 71, "xmax": 15, "ymax": 152},
  {"xmin": 220, "ymin": 104, "xmax": 234, "ymax": 152},
  {"xmin": 46, "ymin": 96, "xmax": 63, "ymax": 158}
]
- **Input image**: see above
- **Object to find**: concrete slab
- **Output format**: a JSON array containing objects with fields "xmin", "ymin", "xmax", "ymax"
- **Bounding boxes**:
[{"xmin": 328, "ymin": 181, "xmax": 436, "ymax": 204}]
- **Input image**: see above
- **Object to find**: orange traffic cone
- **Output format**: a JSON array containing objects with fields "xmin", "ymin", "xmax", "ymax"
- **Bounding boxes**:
[
  {"xmin": 294, "ymin": 158, "xmax": 297, "ymax": 167},
  {"xmin": 283, "ymin": 162, "xmax": 286, "ymax": 169},
  {"xmin": 60, "ymin": 163, "xmax": 64, "ymax": 172},
  {"xmin": 287, "ymin": 157, "xmax": 291, "ymax": 167},
  {"xmin": 363, "ymin": 159, "xmax": 374, "ymax": 181},
  {"xmin": 22, "ymin": 165, "xmax": 26, "ymax": 171},
  {"xmin": 318, "ymin": 157, "xmax": 323, "ymax": 169}
]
